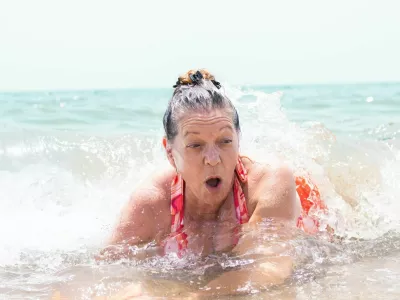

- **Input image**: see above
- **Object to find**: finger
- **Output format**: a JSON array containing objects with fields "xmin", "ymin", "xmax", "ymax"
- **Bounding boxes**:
[{"xmin": 111, "ymin": 283, "xmax": 143, "ymax": 299}]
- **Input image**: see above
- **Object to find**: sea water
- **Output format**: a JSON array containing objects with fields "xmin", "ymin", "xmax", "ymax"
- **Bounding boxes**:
[{"xmin": 0, "ymin": 83, "xmax": 399, "ymax": 299}]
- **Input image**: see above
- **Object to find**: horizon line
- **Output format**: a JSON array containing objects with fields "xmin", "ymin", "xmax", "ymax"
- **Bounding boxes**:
[{"xmin": 0, "ymin": 80, "xmax": 399, "ymax": 94}]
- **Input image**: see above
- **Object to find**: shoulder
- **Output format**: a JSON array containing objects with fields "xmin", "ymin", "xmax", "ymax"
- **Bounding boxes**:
[
  {"xmin": 109, "ymin": 165, "xmax": 176, "ymax": 245},
  {"xmin": 259, "ymin": 161, "xmax": 296, "ymax": 187},
  {"xmin": 131, "ymin": 165, "xmax": 176, "ymax": 208},
  {"xmin": 128, "ymin": 164, "xmax": 177, "ymax": 227},
  {"xmin": 242, "ymin": 155, "xmax": 294, "ymax": 190},
  {"xmin": 243, "ymin": 156, "xmax": 300, "ymax": 223},
  {"xmin": 241, "ymin": 154, "xmax": 293, "ymax": 180}
]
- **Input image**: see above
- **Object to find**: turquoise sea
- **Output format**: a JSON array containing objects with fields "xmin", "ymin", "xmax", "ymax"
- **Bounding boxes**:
[{"xmin": 0, "ymin": 83, "xmax": 400, "ymax": 299}]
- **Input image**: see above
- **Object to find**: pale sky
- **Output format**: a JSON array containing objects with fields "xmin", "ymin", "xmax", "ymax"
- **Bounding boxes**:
[{"xmin": 0, "ymin": 0, "xmax": 399, "ymax": 90}]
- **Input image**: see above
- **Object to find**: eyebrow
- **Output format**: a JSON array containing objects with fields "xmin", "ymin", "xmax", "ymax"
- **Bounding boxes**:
[{"xmin": 183, "ymin": 125, "xmax": 233, "ymax": 137}]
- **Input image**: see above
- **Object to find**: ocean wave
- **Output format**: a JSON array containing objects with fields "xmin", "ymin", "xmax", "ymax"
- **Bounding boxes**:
[{"xmin": 1, "ymin": 86, "xmax": 400, "ymax": 298}]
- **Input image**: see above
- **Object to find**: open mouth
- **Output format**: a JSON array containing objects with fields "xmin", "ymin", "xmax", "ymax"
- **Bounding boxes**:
[{"xmin": 205, "ymin": 177, "xmax": 222, "ymax": 188}]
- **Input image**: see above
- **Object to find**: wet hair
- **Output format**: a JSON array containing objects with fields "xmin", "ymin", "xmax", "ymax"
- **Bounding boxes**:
[{"xmin": 163, "ymin": 69, "xmax": 240, "ymax": 142}]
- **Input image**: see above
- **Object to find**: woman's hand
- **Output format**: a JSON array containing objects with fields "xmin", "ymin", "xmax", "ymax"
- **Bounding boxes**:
[
  {"xmin": 108, "ymin": 283, "xmax": 144, "ymax": 300},
  {"xmin": 107, "ymin": 283, "xmax": 200, "ymax": 300},
  {"xmin": 95, "ymin": 243, "xmax": 163, "ymax": 263}
]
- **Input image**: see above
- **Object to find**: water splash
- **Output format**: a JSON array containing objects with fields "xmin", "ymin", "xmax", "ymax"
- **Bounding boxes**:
[{"xmin": 1, "ymin": 86, "xmax": 400, "ymax": 298}]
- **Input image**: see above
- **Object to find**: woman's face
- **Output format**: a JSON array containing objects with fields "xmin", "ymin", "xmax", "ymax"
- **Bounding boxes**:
[{"xmin": 165, "ymin": 109, "xmax": 239, "ymax": 204}]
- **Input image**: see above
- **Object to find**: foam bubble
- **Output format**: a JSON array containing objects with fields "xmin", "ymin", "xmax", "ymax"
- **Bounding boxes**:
[{"xmin": 1, "ymin": 87, "xmax": 400, "ymax": 298}]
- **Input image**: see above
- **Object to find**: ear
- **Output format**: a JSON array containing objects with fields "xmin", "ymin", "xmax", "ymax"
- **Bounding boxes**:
[{"xmin": 162, "ymin": 136, "xmax": 176, "ymax": 169}]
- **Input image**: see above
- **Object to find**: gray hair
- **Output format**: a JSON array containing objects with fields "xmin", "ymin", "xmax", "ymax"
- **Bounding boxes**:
[{"xmin": 163, "ymin": 72, "xmax": 240, "ymax": 142}]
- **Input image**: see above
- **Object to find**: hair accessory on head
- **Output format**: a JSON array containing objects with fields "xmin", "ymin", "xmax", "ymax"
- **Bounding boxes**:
[
  {"xmin": 211, "ymin": 79, "xmax": 221, "ymax": 89},
  {"xmin": 172, "ymin": 70, "xmax": 221, "ymax": 89},
  {"xmin": 172, "ymin": 81, "xmax": 180, "ymax": 88},
  {"xmin": 189, "ymin": 70, "xmax": 203, "ymax": 83}
]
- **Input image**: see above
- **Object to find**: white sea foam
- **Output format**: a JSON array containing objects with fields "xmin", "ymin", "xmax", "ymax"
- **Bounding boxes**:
[{"xmin": 0, "ymin": 86, "xmax": 399, "ymax": 298}]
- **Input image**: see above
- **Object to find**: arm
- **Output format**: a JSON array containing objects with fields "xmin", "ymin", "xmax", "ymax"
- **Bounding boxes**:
[
  {"xmin": 199, "ymin": 164, "xmax": 300, "ymax": 296},
  {"xmin": 96, "ymin": 187, "xmax": 169, "ymax": 262}
]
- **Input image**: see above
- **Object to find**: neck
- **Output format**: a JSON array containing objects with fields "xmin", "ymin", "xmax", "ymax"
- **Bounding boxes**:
[{"xmin": 184, "ymin": 188, "xmax": 229, "ymax": 222}]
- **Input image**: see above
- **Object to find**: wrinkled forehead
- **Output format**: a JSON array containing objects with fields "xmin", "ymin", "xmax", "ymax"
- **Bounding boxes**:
[{"xmin": 177, "ymin": 109, "xmax": 235, "ymax": 136}]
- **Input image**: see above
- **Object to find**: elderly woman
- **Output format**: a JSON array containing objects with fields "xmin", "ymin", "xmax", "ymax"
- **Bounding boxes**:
[{"xmin": 98, "ymin": 69, "xmax": 328, "ymax": 298}]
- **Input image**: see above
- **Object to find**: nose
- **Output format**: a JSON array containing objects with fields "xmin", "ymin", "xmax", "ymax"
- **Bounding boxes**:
[{"xmin": 204, "ymin": 145, "xmax": 221, "ymax": 167}]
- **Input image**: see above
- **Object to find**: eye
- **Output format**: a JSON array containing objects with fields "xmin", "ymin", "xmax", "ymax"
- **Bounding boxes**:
[
  {"xmin": 187, "ymin": 143, "xmax": 201, "ymax": 149},
  {"xmin": 220, "ymin": 139, "xmax": 232, "ymax": 144}
]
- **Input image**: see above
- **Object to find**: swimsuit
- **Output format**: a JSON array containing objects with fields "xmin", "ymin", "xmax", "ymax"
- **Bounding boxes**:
[
  {"xmin": 161, "ymin": 157, "xmax": 328, "ymax": 257},
  {"xmin": 161, "ymin": 157, "xmax": 249, "ymax": 256},
  {"xmin": 295, "ymin": 176, "xmax": 327, "ymax": 234}
]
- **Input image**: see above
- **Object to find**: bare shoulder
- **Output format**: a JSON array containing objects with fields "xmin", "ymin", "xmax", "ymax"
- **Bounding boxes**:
[
  {"xmin": 241, "ymin": 155, "xmax": 292, "ymax": 178},
  {"xmin": 109, "ymin": 165, "xmax": 176, "ymax": 245},
  {"xmin": 241, "ymin": 156, "xmax": 300, "ymax": 222},
  {"xmin": 242, "ymin": 155, "xmax": 294, "ymax": 187}
]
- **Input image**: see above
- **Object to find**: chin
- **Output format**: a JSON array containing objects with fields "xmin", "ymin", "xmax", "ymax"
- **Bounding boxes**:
[{"xmin": 207, "ymin": 186, "xmax": 231, "ymax": 201}]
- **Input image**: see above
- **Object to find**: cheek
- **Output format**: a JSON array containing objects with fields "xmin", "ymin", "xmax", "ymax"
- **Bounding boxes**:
[
  {"xmin": 173, "ymin": 149, "xmax": 197, "ymax": 171},
  {"xmin": 174, "ymin": 152, "xmax": 205, "ymax": 179},
  {"xmin": 223, "ymin": 142, "xmax": 239, "ymax": 158},
  {"xmin": 171, "ymin": 150, "xmax": 183, "ymax": 169}
]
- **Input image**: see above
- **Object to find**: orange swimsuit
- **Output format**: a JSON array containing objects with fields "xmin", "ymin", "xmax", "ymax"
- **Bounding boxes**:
[{"xmin": 161, "ymin": 157, "xmax": 328, "ymax": 257}]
